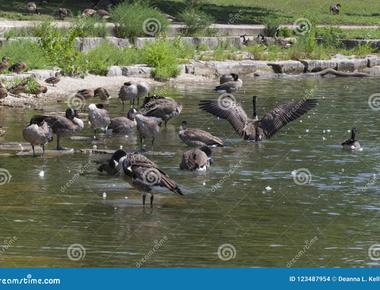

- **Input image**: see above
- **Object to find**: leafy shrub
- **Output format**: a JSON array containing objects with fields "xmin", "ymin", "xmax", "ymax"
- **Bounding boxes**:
[
  {"xmin": 262, "ymin": 18, "xmax": 281, "ymax": 37},
  {"xmin": 315, "ymin": 27, "xmax": 344, "ymax": 47},
  {"xmin": 111, "ymin": 1, "xmax": 169, "ymax": 38},
  {"xmin": 142, "ymin": 39, "xmax": 180, "ymax": 80},
  {"xmin": 179, "ymin": 8, "xmax": 213, "ymax": 36},
  {"xmin": 277, "ymin": 27, "xmax": 293, "ymax": 38},
  {"xmin": 73, "ymin": 16, "xmax": 108, "ymax": 38}
]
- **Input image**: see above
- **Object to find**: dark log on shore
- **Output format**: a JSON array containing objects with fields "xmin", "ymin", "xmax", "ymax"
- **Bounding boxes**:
[{"xmin": 305, "ymin": 68, "xmax": 370, "ymax": 77}]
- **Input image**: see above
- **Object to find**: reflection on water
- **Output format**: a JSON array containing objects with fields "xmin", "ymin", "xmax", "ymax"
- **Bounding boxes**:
[{"xmin": 0, "ymin": 77, "xmax": 380, "ymax": 267}]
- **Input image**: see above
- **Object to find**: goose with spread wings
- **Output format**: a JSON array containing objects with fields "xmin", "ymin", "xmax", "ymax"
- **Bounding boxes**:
[{"xmin": 199, "ymin": 96, "xmax": 318, "ymax": 141}]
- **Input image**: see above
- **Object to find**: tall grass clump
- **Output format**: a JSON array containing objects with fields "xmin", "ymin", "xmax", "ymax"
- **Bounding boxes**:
[
  {"xmin": 85, "ymin": 43, "xmax": 143, "ymax": 75},
  {"xmin": 111, "ymin": 1, "xmax": 169, "ymax": 38},
  {"xmin": 73, "ymin": 16, "xmax": 108, "ymax": 37},
  {"xmin": 142, "ymin": 39, "xmax": 181, "ymax": 80},
  {"xmin": 179, "ymin": 7, "xmax": 214, "ymax": 36},
  {"xmin": 0, "ymin": 40, "xmax": 48, "ymax": 70}
]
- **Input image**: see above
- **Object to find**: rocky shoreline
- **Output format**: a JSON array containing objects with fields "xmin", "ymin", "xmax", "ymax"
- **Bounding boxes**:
[{"xmin": 1, "ymin": 55, "xmax": 380, "ymax": 108}]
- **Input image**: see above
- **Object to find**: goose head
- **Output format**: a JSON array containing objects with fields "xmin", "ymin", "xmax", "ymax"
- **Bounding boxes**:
[
  {"xmin": 199, "ymin": 146, "xmax": 213, "ymax": 164},
  {"xmin": 109, "ymin": 149, "xmax": 127, "ymax": 169},
  {"xmin": 231, "ymin": 73, "xmax": 239, "ymax": 81},
  {"xmin": 127, "ymin": 107, "xmax": 138, "ymax": 121},
  {"xmin": 180, "ymin": 120, "xmax": 188, "ymax": 130}
]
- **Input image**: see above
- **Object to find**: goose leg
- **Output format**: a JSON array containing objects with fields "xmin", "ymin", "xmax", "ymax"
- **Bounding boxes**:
[
  {"xmin": 56, "ymin": 135, "xmax": 61, "ymax": 150},
  {"xmin": 164, "ymin": 120, "xmax": 167, "ymax": 128},
  {"xmin": 42, "ymin": 145, "xmax": 45, "ymax": 156},
  {"xmin": 139, "ymin": 136, "xmax": 143, "ymax": 151},
  {"xmin": 151, "ymin": 138, "xmax": 155, "ymax": 153},
  {"xmin": 32, "ymin": 145, "xmax": 35, "ymax": 157},
  {"xmin": 150, "ymin": 194, "xmax": 154, "ymax": 208},
  {"xmin": 142, "ymin": 194, "xmax": 146, "ymax": 207}
]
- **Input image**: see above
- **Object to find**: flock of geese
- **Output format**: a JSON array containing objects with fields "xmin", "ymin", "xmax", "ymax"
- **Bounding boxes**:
[{"xmin": 18, "ymin": 73, "xmax": 362, "ymax": 207}]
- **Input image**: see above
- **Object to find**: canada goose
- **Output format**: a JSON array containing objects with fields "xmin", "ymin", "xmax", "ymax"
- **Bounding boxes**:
[
  {"xmin": 140, "ymin": 95, "xmax": 182, "ymax": 127},
  {"xmin": 342, "ymin": 128, "xmax": 361, "ymax": 151},
  {"xmin": 9, "ymin": 62, "xmax": 27, "ymax": 74},
  {"xmin": 179, "ymin": 121, "xmax": 224, "ymax": 147},
  {"xmin": 57, "ymin": 8, "xmax": 71, "ymax": 20},
  {"xmin": 180, "ymin": 146, "xmax": 212, "ymax": 171},
  {"xmin": 219, "ymin": 74, "xmax": 234, "ymax": 84},
  {"xmin": 76, "ymin": 89, "xmax": 94, "ymax": 100},
  {"xmin": 94, "ymin": 87, "xmax": 110, "ymax": 101},
  {"xmin": 82, "ymin": 8, "xmax": 96, "ymax": 17},
  {"xmin": 111, "ymin": 150, "xmax": 183, "ymax": 207},
  {"xmin": 119, "ymin": 82, "xmax": 138, "ymax": 109},
  {"xmin": 214, "ymin": 73, "xmax": 242, "ymax": 93},
  {"xmin": 108, "ymin": 108, "xmax": 137, "ymax": 135},
  {"xmin": 0, "ymin": 82, "xmax": 7, "ymax": 99},
  {"xmin": 31, "ymin": 84, "xmax": 48, "ymax": 97},
  {"xmin": 135, "ymin": 114, "xmax": 161, "ymax": 150},
  {"xmin": 30, "ymin": 108, "xmax": 84, "ymax": 150},
  {"xmin": 97, "ymin": 9, "xmax": 110, "ymax": 18},
  {"xmin": 0, "ymin": 56, "xmax": 10, "ymax": 73},
  {"xmin": 22, "ymin": 121, "xmax": 53, "ymax": 156},
  {"xmin": 330, "ymin": 3, "xmax": 341, "ymax": 15},
  {"xmin": 45, "ymin": 72, "xmax": 61, "ymax": 86},
  {"xmin": 8, "ymin": 81, "xmax": 27, "ymax": 95},
  {"xmin": 26, "ymin": 2, "xmax": 39, "ymax": 14},
  {"xmin": 88, "ymin": 103, "xmax": 111, "ymax": 136},
  {"xmin": 199, "ymin": 96, "xmax": 318, "ymax": 141},
  {"xmin": 136, "ymin": 82, "xmax": 150, "ymax": 106}
]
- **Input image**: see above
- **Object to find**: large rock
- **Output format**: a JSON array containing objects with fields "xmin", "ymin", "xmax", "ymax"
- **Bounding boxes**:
[
  {"xmin": 366, "ymin": 55, "xmax": 380, "ymax": 67},
  {"xmin": 29, "ymin": 69, "xmax": 59, "ymax": 80},
  {"xmin": 300, "ymin": 60, "xmax": 337, "ymax": 72},
  {"xmin": 334, "ymin": 58, "xmax": 368, "ymax": 72},
  {"xmin": 267, "ymin": 61, "xmax": 304, "ymax": 74},
  {"xmin": 121, "ymin": 65, "xmax": 152, "ymax": 78},
  {"xmin": 105, "ymin": 37, "xmax": 130, "ymax": 48},
  {"xmin": 107, "ymin": 66, "xmax": 123, "ymax": 77},
  {"xmin": 77, "ymin": 37, "xmax": 105, "ymax": 52},
  {"xmin": 363, "ymin": 66, "xmax": 380, "ymax": 76}
]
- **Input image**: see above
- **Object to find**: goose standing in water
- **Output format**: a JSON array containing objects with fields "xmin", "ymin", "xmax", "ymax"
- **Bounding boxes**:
[
  {"xmin": 140, "ymin": 95, "xmax": 182, "ymax": 127},
  {"xmin": 94, "ymin": 87, "xmax": 110, "ymax": 101},
  {"xmin": 135, "ymin": 114, "xmax": 162, "ymax": 150},
  {"xmin": 199, "ymin": 96, "xmax": 317, "ymax": 141},
  {"xmin": 111, "ymin": 150, "xmax": 183, "ymax": 207},
  {"xmin": 342, "ymin": 128, "xmax": 361, "ymax": 151},
  {"xmin": 136, "ymin": 82, "xmax": 150, "ymax": 106},
  {"xmin": 30, "ymin": 108, "xmax": 84, "ymax": 150},
  {"xmin": 22, "ymin": 121, "xmax": 53, "ymax": 156},
  {"xmin": 119, "ymin": 82, "xmax": 138, "ymax": 109},
  {"xmin": 214, "ymin": 73, "xmax": 242, "ymax": 93},
  {"xmin": 219, "ymin": 74, "xmax": 234, "ymax": 84},
  {"xmin": 108, "ymin": 108, "xmax": 137, "ymax": 135},
  {"xmin": 180, "ymin": 146, "xmax": 212, "ymax": 171},
  {"xmin": 88, "ymin": 104, "xmax": 111, "ymax": 137},
  {"xmin": 179, "ymin": 121, "xmax": 224, "ymax": 147}
]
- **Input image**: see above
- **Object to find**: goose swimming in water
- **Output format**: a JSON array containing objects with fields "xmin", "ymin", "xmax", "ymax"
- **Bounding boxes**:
[
  {"xmin": 30, "ymin": 108, "xmax": 84, "ymax": 150},
  {"xmin": 136, "ymin": 82, "xmax": 150, "ymax": 106},
  {"xmin": 342, "ymin": 128, "xmax": 361, "ymax": 151},
  {"xmin": 180, "ymin": 146, "xmax": 212, "ymax": 171},
  {"xmin": 179, "ymin": 121, "xmax": 224, "ymax": 147},
  {"xmin": 140, "ymin": 95, "xmax": 182, "ymax": 127},
  {"xmin": 94, "ymin": 87, "xmax": 110, "ymax": 101},
  {"xmin": 214, "ymin": 73, "xmax": 242, "ymax": 93},
  {"xmin": 108, "ymin": 108, "xmax": 137, "ymax": 135},
  {"xmin": 219, "ymin": 74, "xmax": 234, "ymax": 84},
  {"xmin": 199, "ymin": 96, "xmax": 317, "ymax": 141},
  {"xmin": 111, "ymin": 150, "xmax": 183, "ymax": 207},
  {"xmin": 22, "ymin": 121, "xmax": 53, "ymax": 156}
]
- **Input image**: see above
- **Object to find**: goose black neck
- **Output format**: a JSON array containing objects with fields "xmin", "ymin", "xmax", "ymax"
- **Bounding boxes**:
[
  {"xmin": 252, "ymin": 96, "xmax": 257, "ymax": 119},
  {"xmin": 351, "ymin": 129, "xmax": 356, "ymax": 140}
]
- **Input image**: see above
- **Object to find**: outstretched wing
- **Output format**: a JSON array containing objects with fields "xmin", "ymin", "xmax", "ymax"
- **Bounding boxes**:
[
  {"xmin": 199, "ymin": 97, "xmax": 248, "ymax": 137},
  {"xmin": 258, "ymin": 99, "xmax": 318, "ymax": 138}
]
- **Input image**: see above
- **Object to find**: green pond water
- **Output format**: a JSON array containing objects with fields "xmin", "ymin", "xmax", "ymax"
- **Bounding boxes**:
[{"xmin": 0, "ymin": 77, "xmax": 379, "ymax": 267}]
